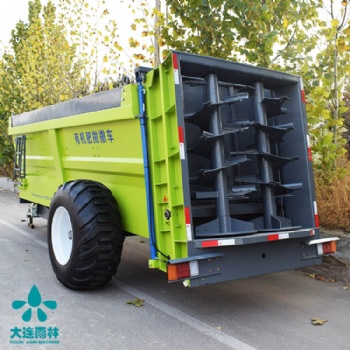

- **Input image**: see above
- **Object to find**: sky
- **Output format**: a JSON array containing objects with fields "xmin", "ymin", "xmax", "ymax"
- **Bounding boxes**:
[
  {"xmin": 0, "ymin": 1, "xmax": 346, "ymax": 63},
  {"xmin": 0, "ymin": 0, "xmax": 154, "ymax": 77},
  {"xmin": 0, "ymin": 0, "xmax": 31, "ymax": 45}
]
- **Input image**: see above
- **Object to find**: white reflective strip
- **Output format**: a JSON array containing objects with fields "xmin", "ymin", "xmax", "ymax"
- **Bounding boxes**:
[
  {"xmin": 306, "ymin": 134, "xmax": 311, "ymax": 147},
  {"xmin": 317, "ymin": 244, "xmax": 323, "ymax": 255},
  {"xmin": 186, "ymin": 224, "xmax": 192, "ymax": 241},
  {"xmin": 189, "ymin": 260, "xmax": 199, "ymax": 276},
  {"xmin": 279, "ymin": 233, "xmax": 289, "ymax": 240},
  {"xmin": 179, "ymin": 143, "xmax": 185, "ymax": 159},
  {"xmin": 300, "ymin": 79, "xmax": 304, "ymax": 90},
  {"xmin": 313, "ymin": 201, "xmax": 318, "ymax": 214},
  {"xmin": 307, "ymin": 237, "xmax": 339, "ymax": 245},
  {"xmin": 174, "ymin": 69, "xmax": 179, "ymax": 85},
  {"xmin": 218, "ymin": 239, "xmax": 236, "ymax": 246}
]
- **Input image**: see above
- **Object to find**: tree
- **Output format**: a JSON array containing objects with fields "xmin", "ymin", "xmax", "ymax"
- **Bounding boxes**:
[
  {"xmin": 0, "ymin": 0, "xmax": 86, "ymax": 115},
  {"xmin": 0, "ymin": 0, "xmax": 86, "ymax": 176},
  {"xmin": 56, "ymin": 0, "xmax": 126, "ymax": 92},
  {"xmin": 159, "ymin": 0, "xmax": 321, "ymax": 68},
  {"xmin": 0, "ymin": 62, "xmax": 13, "ymax": 175},
  {"xmin": 129, "ymin": 1, "xmax": 325, "ymax": 74},
  {"xmin": 125, "ymin": 0, "xmax": 165, "ymax": 66},
  {"xmin": 130, "ymin": 0, "xmax": 350, "ymax": 178},
  {"xmin": 305, "ymin": 0, "xmax": 350, "ymax": 178},
  {"xmin": 0, "ymin": 0, "xmax": 127, "ymax": 175}
]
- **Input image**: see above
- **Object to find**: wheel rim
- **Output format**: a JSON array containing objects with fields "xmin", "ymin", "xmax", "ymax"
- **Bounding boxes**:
[{"xmin": 51, "ymin": 206, "xmax": 73, "ymax": 265}]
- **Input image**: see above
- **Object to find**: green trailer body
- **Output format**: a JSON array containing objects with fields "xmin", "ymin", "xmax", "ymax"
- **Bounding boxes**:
[{"xmin": 8, "ymin": 51, "xmax": 338, "ymax": 289}]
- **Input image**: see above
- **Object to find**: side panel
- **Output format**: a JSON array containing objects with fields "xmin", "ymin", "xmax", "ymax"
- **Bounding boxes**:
[{"xmin": 9, "ymin": 85, "xmax": 150, "ymax": 237}]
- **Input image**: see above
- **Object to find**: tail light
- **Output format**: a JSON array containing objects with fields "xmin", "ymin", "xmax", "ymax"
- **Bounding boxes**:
[
  {"xmin": 306, "ymin": 238, "xmax": 339, "ymax": 255},
  {"xmin": 167, "ymin": 260, "xmax": 199, "ymax": 281}
]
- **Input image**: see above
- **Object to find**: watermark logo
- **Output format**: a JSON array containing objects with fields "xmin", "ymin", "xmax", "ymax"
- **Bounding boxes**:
[
  {"xmin": 9, "ymin": 284, "xmax": 60, "ymax": 346},
  {"xmin": 12, "ymin": 285, "xmax": 57, "ymax": 322}
]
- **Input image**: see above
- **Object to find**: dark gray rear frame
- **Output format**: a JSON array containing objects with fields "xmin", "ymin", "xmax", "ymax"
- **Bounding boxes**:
[{"xmin": 171, "ymin": 51, "xmax": 319, "ymax": 285}]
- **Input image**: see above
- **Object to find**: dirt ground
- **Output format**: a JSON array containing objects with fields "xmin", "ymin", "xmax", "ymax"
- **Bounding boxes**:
[{"xmin": 299, "ymin": 228, "xmax": 350, "ymax": 286}]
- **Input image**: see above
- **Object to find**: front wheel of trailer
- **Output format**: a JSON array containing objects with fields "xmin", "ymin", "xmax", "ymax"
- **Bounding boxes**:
[{"xmin": 47, "ymin": 180, "xmax": 124, "ymax": 290}]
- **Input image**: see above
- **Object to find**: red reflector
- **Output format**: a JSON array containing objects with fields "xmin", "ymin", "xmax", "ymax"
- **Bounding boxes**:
[
  {"xmin": 167, "ymin": 262, "xmax": 190, "ymax": 281},
  {"xmin": 301, "ymin": 90, "xmax": 306, "ymax": 103},
  {"xmin": 314, "ymin": 214, "xmax": 320, "ymax": 228},
  {"xmin": 185, "ymin": 207, "xmax": 191, "ymax": 224},
  {"xmin": 307, "ymin": 148, "xmax": 313, "ymax": 161},
  {"xmin": 322, "ymin": 241, "xmax": 336, "ymax": 254},
  {"xmin": 267, "ymin": 234, "xmax": 279, "ymax": 241},
  {"xmin": 202, "ymin": 240, "xmax": 218, "ymax": 248},
  {"xmin": 178, "ymin": 126, "xmax": 184, "ymax": 143},
  {"xmin": 172, "ymin": 53, "xmax": 179, "ymax": 69}
]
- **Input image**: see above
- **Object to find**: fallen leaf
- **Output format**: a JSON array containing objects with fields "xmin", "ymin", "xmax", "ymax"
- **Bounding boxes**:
[
  {"xmin": 308, "ymin": 273, "xmax": 336, "ymax": 283},
  {"xmin": 216, "ymin": 326, "xmax": 222, "ymax": 330},
  {"xmin": 126, "ymin": 297, "xmax": 144, "ymax": 307},
  {"xmin": 342, "ymin": 286, "xmax": 349, "ymax": 290},
  {"xmin": 316, "ymin": 275, "xmax": 327, "ymax": 282},
  {"xmin": 310, "ymin": 318, "xmax": 328, "ymax": 326}
]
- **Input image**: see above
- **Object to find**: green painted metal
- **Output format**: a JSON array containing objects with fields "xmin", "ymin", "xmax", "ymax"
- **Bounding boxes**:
[
  {"xmin": 9, "ymin": 84, "xmax": 154, "ymax": 240},
  {"xmin": 9, "ymin": 50, "xmax": 332, "ymax": 285},
  {"xmin": 143, "ymin": 54, "xmax": 188, "ymax": 271},
  {"xmin": 9, "ymin": 61, "xmax": 188, "ymax": 275}
]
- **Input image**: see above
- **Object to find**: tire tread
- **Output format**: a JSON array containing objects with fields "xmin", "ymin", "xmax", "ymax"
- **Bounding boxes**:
[{"xmin": 48, "ymin": 180, "xmax": 124, "ymax": 290}]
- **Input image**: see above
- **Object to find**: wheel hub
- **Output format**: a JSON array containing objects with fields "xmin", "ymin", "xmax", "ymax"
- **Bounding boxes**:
[{"xmin": 51, "ymin": 206, "xmax": 73, "ymax": 265}]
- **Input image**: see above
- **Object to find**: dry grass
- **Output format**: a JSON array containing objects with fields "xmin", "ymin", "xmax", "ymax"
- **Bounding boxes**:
[
  {"xmin": 0, "ymin": 163, "xmax": 13, "ymax": 178},
  {"xmin": 315, "ymin": 161, "xmax": 350, "ymax": 230}
]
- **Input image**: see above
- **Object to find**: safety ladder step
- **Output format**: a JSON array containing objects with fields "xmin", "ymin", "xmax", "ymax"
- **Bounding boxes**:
[{"xmin": 14, "ymin": 135, "xmax": 26, "ymax": 179}]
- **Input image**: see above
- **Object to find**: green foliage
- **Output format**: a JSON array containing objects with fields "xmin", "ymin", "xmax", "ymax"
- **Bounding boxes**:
[
  {"xmin": 307, "ymin": 82, "xmax": 348, "ymax": 179},
  {"xmin": 163, "ymin": 0, "xmax": 323, "ymax": 68},
  {"xmin": 126, "ymin": 1, "xmax": 165, "ymax": 66},
  {"xmin": 129, "ymin": 0, "xmax": 347, "ymax": 180},
  {"xmin": 304, "ymin": 0, "xmax": 350, "ymax": 177},
  {"xmin": 0, "ymin": 0, "xmax": 86, "ymax": 174},
  {"xmin": 0, "ymin": 115, "xmax": 14, "ymax": 176},
  {"xmin": 57, "ymin": 0, "xmax": 125, "ymax": 92},
  {"xmin": 0, "ymin": 0, "xmax": 126, "ymax": 174},
  {"xmin": 0, "ymin": 0, "xmax": 86, "ymax": 115}
]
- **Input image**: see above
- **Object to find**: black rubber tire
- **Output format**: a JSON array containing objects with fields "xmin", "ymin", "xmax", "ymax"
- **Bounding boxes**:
[{"xmin": 47, "ymin": 180, "xmax": 124, "ymax": 290}]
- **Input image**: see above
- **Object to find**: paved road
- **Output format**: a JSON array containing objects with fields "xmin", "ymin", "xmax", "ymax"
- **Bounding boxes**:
[{"xmin": 0, "ymin": 189, "xmax": 349, "ymax": 350}]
